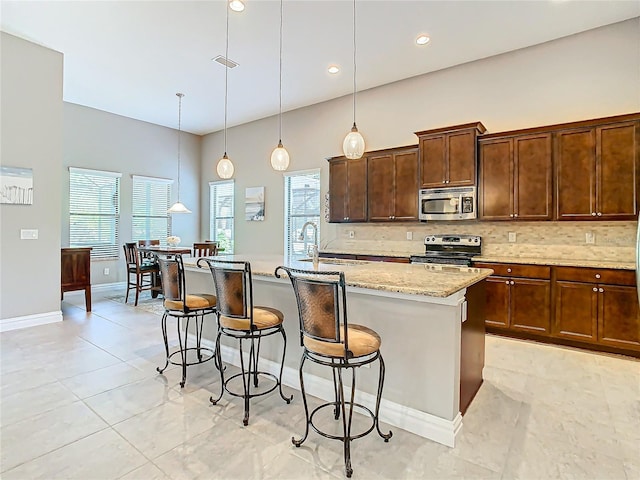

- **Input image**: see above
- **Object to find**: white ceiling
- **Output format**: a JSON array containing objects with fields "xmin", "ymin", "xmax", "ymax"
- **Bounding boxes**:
[{"xmin": 2, "ymin": 1, "xmax": 639, "ymax": 135}]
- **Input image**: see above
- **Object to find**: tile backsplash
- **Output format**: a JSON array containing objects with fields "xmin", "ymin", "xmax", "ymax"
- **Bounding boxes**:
[{"xmin": 323, "ymin": 221, "xmax": 636, "ymax": 263}]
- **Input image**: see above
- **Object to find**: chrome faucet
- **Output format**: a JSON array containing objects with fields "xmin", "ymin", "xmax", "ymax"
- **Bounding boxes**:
[{"xmin": 299, "ymin": 221, "xmax": 319, "ymax": 267}]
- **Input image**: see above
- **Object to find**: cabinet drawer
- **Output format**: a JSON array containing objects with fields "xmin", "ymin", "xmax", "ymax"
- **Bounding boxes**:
[
  {"xmin": 474, "ymin": 262, "xmax": 550, "ymax": 279},
  {"xmin": 554, "ymin": 266, "xmax": 635, "ymax": 286}
]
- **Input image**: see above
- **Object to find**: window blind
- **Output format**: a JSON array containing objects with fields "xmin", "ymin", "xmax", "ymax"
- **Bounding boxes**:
[
  {"xmin": 209, "ymin": 180, "xmax": 235, "ymax": 254},
  {"xmin": 132, "ymin": 175, "xmax": 172, "ymax": 245},
  {"xmin": 284, "ymin": 170, "xmax": 320, "ymax": 259},
  {"xmin": 69, "ymin": 167, "xmax": 121, "ymax": 260}
]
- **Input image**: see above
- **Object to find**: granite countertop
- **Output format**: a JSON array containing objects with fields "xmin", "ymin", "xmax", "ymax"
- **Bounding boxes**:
[
  {"xmin": 320, "ymin": 249, "xmax": 635, "ymax": 271},
  {"xmin": 184, "ymin": 254, "xmax": 493, "ymax": 298},
  {"xmin": 471, "ymin": 256, "xmax": 634, "ymax": 270}
]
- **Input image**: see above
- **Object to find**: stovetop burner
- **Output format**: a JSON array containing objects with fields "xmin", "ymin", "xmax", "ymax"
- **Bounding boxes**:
[{"xmin": 410, "ymin": 234, "xmax": 482, "ymax": 266}]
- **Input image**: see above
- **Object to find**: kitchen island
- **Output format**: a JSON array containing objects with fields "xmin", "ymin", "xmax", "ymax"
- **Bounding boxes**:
[{"xmin": 183, "ymin": 254, "xmax": 492, "ymax": 447}]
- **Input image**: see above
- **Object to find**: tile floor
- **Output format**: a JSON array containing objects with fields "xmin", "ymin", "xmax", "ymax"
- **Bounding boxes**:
[{"xmin": 1, "ymin": 287, "xmax": 639, "ymax": 479}]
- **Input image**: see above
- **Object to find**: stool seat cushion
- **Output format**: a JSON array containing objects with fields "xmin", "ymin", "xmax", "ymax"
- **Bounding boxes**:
[
  {"xmin": 129, "ymin": 263, "xmax": 159, "ymax": 273},
  {"xmin": 220, "ymin": 306, "xmax": 284, "ymax": 331},
  {"xmin": 303, "ymin": 323, "xmax": 381, "ymax": 358},
  {"xmin": 165, "ymin": 293, "xmax": 217, "ymax": 311}
]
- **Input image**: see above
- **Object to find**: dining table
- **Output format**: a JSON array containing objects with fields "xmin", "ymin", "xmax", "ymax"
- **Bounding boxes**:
[{"xmin": 136, "ymin": 245, "xmax": 193, "ymax": 298}]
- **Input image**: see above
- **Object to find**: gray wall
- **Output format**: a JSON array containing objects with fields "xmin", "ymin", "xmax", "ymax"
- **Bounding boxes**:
[
  {"xmin": 200, "ymin": 18, "xmax": 640, "ymax": 254},
  {"xmin": 63, "ymin": 103, "xmax": 202, "ymax": 285},
  {"xmin": 1, "ymin": 33, "xmax": 63, "ymax": 320}
]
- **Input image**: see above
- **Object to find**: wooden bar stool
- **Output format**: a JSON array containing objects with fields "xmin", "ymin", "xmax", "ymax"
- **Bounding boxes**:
[
  {"xmin": 198, "ymin": 258, "xmax": 292, "ymax": 426},
  {"xmin": 275, "ymin": 266, "xmax": 392, "ymax": 478},
  {"xmin": 156, "ymin": 254, "xmax": 217, "ymax": 388}
]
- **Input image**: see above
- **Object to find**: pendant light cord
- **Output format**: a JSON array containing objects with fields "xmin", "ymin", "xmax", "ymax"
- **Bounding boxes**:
[
  {"xmin": 278, "ymin": 0, "xmax": 283, "ymax": 142},
  {"xmin": 176, "ymin": 92, "xmax": 183, "ymax": 202},
  {"xmin": 352, "ymin": 0, "xmax": 357, "ymax": 127},
  {"xmin": 224, "ymin": 2, "xmax": 229, "ymax": 155}
]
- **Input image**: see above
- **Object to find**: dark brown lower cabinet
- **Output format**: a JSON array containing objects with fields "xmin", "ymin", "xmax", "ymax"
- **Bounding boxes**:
[{"xmin": 477, "ymin": 262, "xmax": 639, "ymax": 356}]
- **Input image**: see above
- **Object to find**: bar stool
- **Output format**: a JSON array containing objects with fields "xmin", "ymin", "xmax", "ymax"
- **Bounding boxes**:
[
  {"xmin": 275, "ymin": 266, "xmax": 392, "ymax": 478},
  {"xmin": 156, "ymin": 254, "xmax": 217, "ymax": 388},
  {"xmin": 197, "ymin": 258, "xmax": 292, "ymax": 426}
]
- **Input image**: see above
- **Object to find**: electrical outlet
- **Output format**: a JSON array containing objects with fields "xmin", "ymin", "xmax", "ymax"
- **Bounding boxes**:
[
  {"xmin": 585, "ymin": 232, "xmax": 595, "ymax": 244},
  {"xmin": 406, "ymin": 231, "xmax": 413, "ymax": 240},
  {"xmin": 20, "ymin": 229, "xmax": 38, "ymax": 240},
  {"xmin": 348, "ymin": 230, "xmax": 355, "ymax": 239},
  {"xmin": 103, "ymin": 267, "xmax": 110, "ymax": 275},
  {"xmin": 508, "ymin": 232, "xmax": 517, "ymax": 243}
]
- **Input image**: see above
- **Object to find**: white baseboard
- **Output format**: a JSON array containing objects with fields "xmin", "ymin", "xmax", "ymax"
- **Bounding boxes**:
[
  {"xmin": 0, "ymin": 310, "xmax": 63, "ymax": 333},
  {"xmin": 202, "ymin": 339, "xmax": 461, "ymax": 447},
  {"xmin": 91, "ymin": 282, "xmax": 126, "ymax": 291}
]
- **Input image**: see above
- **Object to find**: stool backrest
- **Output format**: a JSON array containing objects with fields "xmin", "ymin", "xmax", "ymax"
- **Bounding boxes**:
[
  {"xmin": 198, "ymin": 259, "xmax": 252, "ymax": 322},
  {"xmin": 158, "ymin": 254, "xmax": 186, "ymax": 308},
  {"xmin": 275, "ymin": 266, "xmax": 348, "ymax": 352},
  {"xmin": 193, "ymin": 242, "xmax": 218, "ymax": 257},
  {"xmin": 123, "ymin": 242, "xmax": 141, "ymax": 268},
  {"xmin": 138, "ymin": 239, "xmax": 160, "ymax": 247}
]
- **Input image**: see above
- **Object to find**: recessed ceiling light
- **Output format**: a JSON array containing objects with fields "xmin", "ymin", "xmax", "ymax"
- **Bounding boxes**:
[
  {"xmin": 328, "ymin": 65, "xmax": 340, "ymax": 74},
  {"xmin": 229, "ymin": 0, "xmax": 245, "ymax": 12},
  {"xmin": 416, "ymin": 34, "xmax": 431, "ymax": 46}
]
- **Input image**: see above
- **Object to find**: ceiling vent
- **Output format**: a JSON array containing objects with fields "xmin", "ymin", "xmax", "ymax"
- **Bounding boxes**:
[{"xmin": 212, "ymin": 55, "xmax": 239, "ymax": 69}]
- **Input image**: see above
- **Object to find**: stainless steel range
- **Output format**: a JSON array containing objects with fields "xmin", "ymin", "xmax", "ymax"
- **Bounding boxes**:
[{"xmin": 410, "ymin": 234, "xmax": 482, "ymax": 266}]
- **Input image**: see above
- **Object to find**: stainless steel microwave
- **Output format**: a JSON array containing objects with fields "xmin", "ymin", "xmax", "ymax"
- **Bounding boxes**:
[{"xmin": 419, "ymin": 186, "xmax": 477, "ymax": 221}]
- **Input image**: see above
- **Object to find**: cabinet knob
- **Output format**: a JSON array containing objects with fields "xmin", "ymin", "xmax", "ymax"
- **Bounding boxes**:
[
  {"xmin": 514, "ymin": 213, "xmax": 518, "ymax": 218},
  {"xmin": 591, "ymin": 212, "xmax": 596, "ymax": 216},
  {"xmin": 442, "ymin": 180, "xmax": 446, "ymax": 184},
  {"xmin": 595, "ymin": 274, "xmax": 601, "ymax": 279},
  {"xmin": 599, "ymin": 288, "xmax": 604, "ymax": 293},
  {"xmin": 597, "ymin": 212, "xmax": 602, "ymax": 216},
  {"xmin": 593, "ymin": 287, "xmax": 598, "ymax": 292},
  {"xmin": 507, "ymin": 268, "xmax": 512, "ymax": 273},
  {"xmin": 505, "ymin": 280, "xmax": 510, "ymax": 285},
  {"xmin": 509, "ymin": 214, "xmax": 514, "ymax": 218},
  {"xmin": 510, "ymin": 281, "xmax": 515, "ymax": 285}
]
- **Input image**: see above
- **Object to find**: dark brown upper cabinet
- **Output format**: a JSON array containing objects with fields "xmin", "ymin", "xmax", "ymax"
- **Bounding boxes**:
[
  {"xmin": 479, "ymin": 132, "xmax": 552, "ymax": 221},
  {"xmin": 555, "ymin": 116, "xmax": 639, "ymax": 220},
  {"xmin": 367, "ymin": 146, "xmax": 419, "ymax": 222},
  {"xmin": 415, "ymin": 122, "xmax": 486, "ymax": 188},
  {"xmin": 328, "ymin": 156, "xmax": 367, "ymax": 223}
]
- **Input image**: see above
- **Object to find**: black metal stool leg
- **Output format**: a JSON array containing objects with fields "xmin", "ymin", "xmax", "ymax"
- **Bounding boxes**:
[
  {"xmin": 292, "ymin": 354, "xmax": 309, "ymax": 447},
  {"xmin": 336, "ymin": 367, "xmax": 353, "ymax": 478},
  {"xmin": 239, "ymin": 337, "xmax": 251, "ymax": 426},
  {"xmin": 252, "ymin": 336, "xmax": 261, "ymax": 388},
  {"xmin": 196, "ymin": 314, "xmax": 204, "ymax": 362},
  {"xmin": 210, "ymin": 329, "xmax": 224, "ymax": 405},
  {"xmin": 156, "ymin": 313, "xmax": 169, "ymax": 374},
  {"xmin": 332, "ymin": 363, "xmax": 340, "ymax": 420},
  {"xmin": 278, "ymin": 327, "xmax": 292, "ymax": 403},
  {"xmin": 178, "ymin": 317, "xmax": 190, "ymax": 388},
  {"xmin": 375, "ymin": 354, "xmax": 393, "ymax": 441}
]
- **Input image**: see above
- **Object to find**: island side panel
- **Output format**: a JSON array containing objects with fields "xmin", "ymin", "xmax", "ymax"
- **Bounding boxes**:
[{"xmin": 459, "ymin": 279, "xmax": 486, "ymax": 415}]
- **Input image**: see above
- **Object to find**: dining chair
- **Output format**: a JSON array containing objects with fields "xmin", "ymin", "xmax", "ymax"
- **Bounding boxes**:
[
  {"xmin": 123, "ymin": 242, "xmax": 160, "ymax": 306},
  {"xmin": 193, "ymin": 242, "xmax": 218, "ymax": 257},
  {"xmin": 156, "ymin": 254, "xmax": 217, "ymax": 388},
  {"xmin": 197, "ymin": 258, "xmax": 292, "ymax": 425},
  {"xmin": 275, "ymin": 265, "xmax": 392, "ymax": 478},
  {"xmin": 138, "ymin": 239, "xmax": 160, "ymax": 263}
]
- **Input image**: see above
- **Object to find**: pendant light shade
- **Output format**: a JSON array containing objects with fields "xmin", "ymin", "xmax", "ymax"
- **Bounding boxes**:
[
  {"xmin": 270, "ymin": 0, "xmax": 290, "ymax": 171},
  {"xmin": 217, "ymin": 1, "xmax": 235, "ymax": 179},
  {"xmin": 168, "ymin": 92, "xmax": 192, "ymax": 214},
  {"xmin": 217, "ymin": 153, "xmax": 234, "ymax": 179},
  {"xmin": 342, "ymin": 0, "xmax": 365, "ymax": 160}
]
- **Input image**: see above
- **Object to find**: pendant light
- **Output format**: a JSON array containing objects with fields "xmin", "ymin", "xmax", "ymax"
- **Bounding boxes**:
[
  {"xmin": 168, "ymin": 92, "xmax": 192, "ymax": 214},
  {"xmin": 270, "ymin": 0, "xmax": 290, "ymax": 171},
  {"xmin": 217, "ymin": 1, "xmax": 235, "ymax": 179},
  {"xmin": 342, "ymin": 0, "xmax": 365, "ymax": 160}
]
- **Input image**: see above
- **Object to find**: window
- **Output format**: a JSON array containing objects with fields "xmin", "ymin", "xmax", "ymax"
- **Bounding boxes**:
[
  {"xmin": 132, "ymin": 175, "xmax": 172, "ymax": 244},
  {"xmin": 69, "ymin": 167, "xmax": 121, "ymax": 260},
  {"xmin": 209, "ymin": 180, "xmax": 235, "ymax": 253},
  {"xmin": 284, "ymin": 170, "xmax": 320, "ymax": 259}
]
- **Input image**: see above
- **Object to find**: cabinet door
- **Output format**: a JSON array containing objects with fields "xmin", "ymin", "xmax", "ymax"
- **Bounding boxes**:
[
  {"xmin": 555, "ymin": 128, "xmax": 596, "ymax": 220},
  {"xmin": 346, "ymin": 157, "xmax": 368, "ymax": 222},
  {"xmin": 447, "ymin": 130, "xmax": 477, "ymax": 187},
  {"xmin": 598, "ymin": 284, "xmax": 640, "ymax": 350},
  {"xmin": 393, "ymin": 150, "xmax": 419, "ymax": 221},
  {"xmin": 515, "ymin": 133, "xmax": 552, "ymax": 220},
  {"xmin": 420, "ymin": 135, "xmax": 446, "ymax": 188},
  {"xmin": 329, "ymin": 160, "xmax": 347, "ymax": 222},
  {"xmin": 367, "ymin": 154, "xmax": 394, "ymax": 221},
  {"xmin": 484, "ymin": 276, "xmax": 510, "ymax": 329},
  {"xmin": 597, "ymin": 121, "xmax": 638, "ymax": 219},
  {"xmin": 479, "ymin": 139, "xmax": 513, "ymax": 220},
  {"xmin": 510, "ymin": 278, "xmax": 551, "ymax": 334},
  {"xmin": 554, "ymin": 281, "xmax": 598, "ymax": 342}
]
